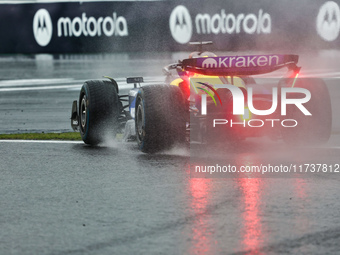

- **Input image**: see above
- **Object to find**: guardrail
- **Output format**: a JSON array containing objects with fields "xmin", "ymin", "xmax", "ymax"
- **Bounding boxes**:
[{"xmin": 0, "ymin": 0, "xmax": 339, "ymax": 53}]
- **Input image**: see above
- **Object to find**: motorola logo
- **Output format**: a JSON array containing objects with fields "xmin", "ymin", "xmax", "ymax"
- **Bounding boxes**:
[
  {"xmin": 316, "ymin": 1, "xmax": 340, "ymax": 41},
  {"xmin": 169, "ymin": 5, "xmax": 271, "ymax": 45},
  {"xmin": 33, "ymin": 9, "xmax": 53, "ymax": 47},
  {"xmin": 169, "ymin": 5, "xmax": 192, "ymax": 44}
]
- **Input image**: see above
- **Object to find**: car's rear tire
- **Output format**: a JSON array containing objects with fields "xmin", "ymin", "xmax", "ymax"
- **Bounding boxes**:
[
  {"xmin": 79, "ymin": 80, "xmax": 120, "ymax": 145},
  {"xmin": 135, "ymin": 85, "xmax": 187, "ymax": 153},
  {"xmin": 281, "ymin": 78, "xmax": 332, "ymax": 146}
]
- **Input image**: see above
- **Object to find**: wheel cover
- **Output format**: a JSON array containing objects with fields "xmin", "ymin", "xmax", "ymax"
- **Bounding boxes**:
[{"xmin": 80, "ymin": 95, "xmax": 87, "ymax": 130}]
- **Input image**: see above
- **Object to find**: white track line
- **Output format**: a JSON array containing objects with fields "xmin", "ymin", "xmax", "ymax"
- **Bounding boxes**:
[
  {"xmin": 0, "ymin": 85, "xmax": 82, "ymax": 92},
  {"xmin": 1, "ymin": 139, "xmax": 340, "ymax": 149},
  {"xmin": 0, "ymin": 140, "xmax": 83, "ymax": 144},
  {"xmin": 0, "ymin": 76, "xmax": 163, "ymax": 92},
  {"xmin": 0, "ymin": 78, "xmax": 76, "ymax": 87},
  {"xmin": 0, "ymin": 78, "xmax": 127, "ymax": 87}
]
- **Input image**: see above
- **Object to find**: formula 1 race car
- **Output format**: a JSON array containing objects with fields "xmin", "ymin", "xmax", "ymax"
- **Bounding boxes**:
[{"xmin": 70, "ymin": 42, "xmax": 332, "ymax": 153}]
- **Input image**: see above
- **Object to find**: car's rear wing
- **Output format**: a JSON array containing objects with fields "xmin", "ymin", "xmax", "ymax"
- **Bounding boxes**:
[{"xmin": 181, "ymin": 54, "xmax": 299, "ymax": 76}]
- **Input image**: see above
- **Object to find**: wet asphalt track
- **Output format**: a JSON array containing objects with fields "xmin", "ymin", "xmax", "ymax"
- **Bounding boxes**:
[{"xmin": 1, "ymin": 52, "xmax": 340, "ymax": 254}]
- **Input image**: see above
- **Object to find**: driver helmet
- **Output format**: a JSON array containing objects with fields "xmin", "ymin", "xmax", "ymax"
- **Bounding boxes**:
[{"xmin": 189, "ymin": 51, "xmax": 217, "ymax": 59}]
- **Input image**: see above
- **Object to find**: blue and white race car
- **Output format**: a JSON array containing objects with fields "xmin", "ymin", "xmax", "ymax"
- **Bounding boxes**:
[{"xmin": 71, "ymin": 43, "xmax": 332, "ymax": 153}]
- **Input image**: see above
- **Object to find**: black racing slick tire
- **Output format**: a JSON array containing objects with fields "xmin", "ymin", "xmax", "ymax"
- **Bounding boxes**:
[
  {"xmin": 135, "ymin": 85, "xmax": 187, "ymax": 153},
  {"xmin": 281, "ymin": 78, "xmax": 332, "ymax": 146},
  {"xmin": 79, "ymin": 80, "xmax": 120, "ymax": 145}
]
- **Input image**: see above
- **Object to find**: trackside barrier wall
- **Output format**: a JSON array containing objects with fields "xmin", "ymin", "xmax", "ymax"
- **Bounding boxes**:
[{"xmin": 1, "ymin": 0, "xmax": 340, "ymax": 53}]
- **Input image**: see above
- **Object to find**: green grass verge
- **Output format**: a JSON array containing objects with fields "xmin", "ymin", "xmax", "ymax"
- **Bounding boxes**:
[{"xmin": 0, "ymin": 132, "xmax": 82, "ymax": 141}]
